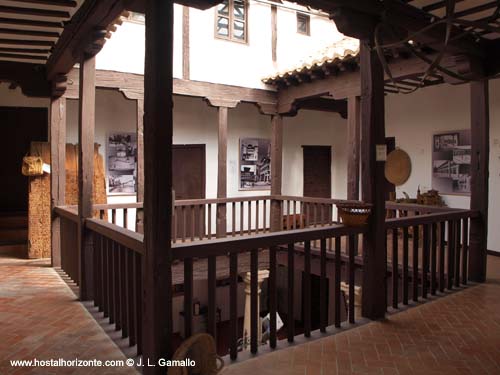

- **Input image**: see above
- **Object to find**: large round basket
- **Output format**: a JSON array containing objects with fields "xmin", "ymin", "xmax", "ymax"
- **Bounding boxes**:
[{"xmin": 337, "ymin": 202, "xmax": 372, "ymax": 227}]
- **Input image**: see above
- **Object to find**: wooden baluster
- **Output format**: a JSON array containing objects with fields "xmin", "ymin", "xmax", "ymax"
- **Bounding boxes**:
[
  {"xmin": 127, "ymin": 250, "xmax": 136, "ymax": 347},
  {"xmin": 422, "ymin": 224, "xmax": 429, "ymax": 299},
  {"xmin": 303, "ymin": 240, "xmax": 311, "ymax": 337},
  {"xmin": 134, "ymin": 252, "xmax": 142, "ymax": 355},
  {"xmin": 232, "ymin": 202, "xmax": 236, "ymax": 237},
  {"xmin": 431, "ymin": 222, "xmax": 437, "ymax": 295},
  {"xmin": 100, "ymin": 209, "xmax": 104, "ymax": 220},
  {"xmin": 293, "ymin": 200, "xmax": 297, "ymax": 230},
  {"xmin": 313, "ymin": 203, "xmax": 318, "ymax": 228},
  {"xmin": 263, "ymin": 200, "xmax": 267, "ymax": 233},
  {"xmin": 412, "ymin": 225, "xmax": 419, "ymax": 302},
  {"xmin": 173, "ymin": 207, "xmax": 177, "ymax": 243},
  {"xmin": 269, "ymin": 246, "xmax": 277, "ymax": 348},
  {"xmin": 439, "ymin": 222, "xmax": 446, "ymax": 293},
  {"xmin": 182, "ymin": 206, "xmax": 187, "ymax": 242},
  {"xmin": 102, "ymin": 238, "xmax": 109, "ymax": 318},
  {"xmin": 124, "ymin": 208, "xmax": 128, "ymax": 229},
  {"xmin": 447, "ymin": 220, "xmax": 455, "ymax": 290},
  {"xmin": 112, "ymin": 209, "xmax": 117, "ymax": 225},
  {"xmin": 207, "ymin": 256, "xmax": 216, "ymax": 338},
  {"xmin": 239, "ymin": 202, "xmax": 243, "ymax": 236},
  {"xmin": 120, "ymin": 245, "xmax": 128, "ymax": 338},
  {"xmin": 321, "ymin": 238, "xmax": 328, "ymax": 331},
  {"xmin": 402, "ymin": 227, "xmax": 409, "ymax": 305},
  {"xmin": 190, "ymin": 206, "xmax": 195, "ymax": 242},
  {"xmin": 462, "ymin": 218, "xmax": 469, "ymax": 284},
  {"xmin": 256, "ymin": 200, "xmax": 260, "ymax": 233},
  {"xmin": 287, "ymin": 243, "xmax": 295, "ymax": 342},
  {"xmin": 454, "ymin": 220, "xmax": 461, "ymax": 287},
  {"xmin": 184, "ymin": 258, "xmax": 193, "ymax": 338},
  {"xmin": 250, "ymin": 249, "xmax": 258, "ymax": 354},
  {"xmin": 348, "ymin": 235, "xmax": 355, "ymax": 323},
  {"xmin": 93, "ymin": 233, "xmax": 101, "ymax": 309},
  {"xmin": 199, "ymin": 205, "xmax": 204, "ymax": 240},
  {"xmin": 248, "ymin": 201, "xmax": 252, "ymax": 234},
  {"xmin": 108, "ymin": 239, "xmax": 115, "ymax": 324},
  {"xmin": 208, "ymin": 204, "xmax": 213, "ymax": 240},
  {"xmin": 286, "ymin": 200, "xmax": 291, "ymax": 230},
  {"xmin": 334, "ymin": 236, "xmax": 341, "ymax": 328},
  {"xmin": 229, "ymin": 252, "xmax": 238, "ymax": 360},
  {"xmin": 320, "ymin": 204, "xmax": 325, "ymax": 226},
  {"xmin": 392, "ymin": 228, "xmax": 398, "ymax": 308},
  {"xmin": 114, "ymin": 242, "xmax": 121, "ymax": 331}
]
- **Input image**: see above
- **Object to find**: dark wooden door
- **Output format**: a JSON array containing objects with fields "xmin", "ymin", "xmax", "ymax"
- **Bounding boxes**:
[
  {"xmin": 303, "ymin": 146, "xmax": 332, "ymax": 225},
  {"xmin": 172, "ymin": 144, "xmax": 205, "ymax": 239},
  {"xmin": 0, "ymin": 107, "xmax": 48, "ymax": 213}
]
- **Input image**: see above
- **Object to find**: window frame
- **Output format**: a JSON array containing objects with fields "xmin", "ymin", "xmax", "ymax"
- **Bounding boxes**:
[
  {"xmin": 214, "ymin": 0, "xmax": 248, "ymax": 44},
  {"xmin": 296, "ymin": 12, "xmax": 311, "ymax": 36}
]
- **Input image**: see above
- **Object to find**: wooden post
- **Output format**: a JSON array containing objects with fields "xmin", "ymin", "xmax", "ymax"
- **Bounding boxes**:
[
  {"xmin": 216, "ymin": 106, "xmax": 228, "ymax": 238},
  {"xmin": 50, "ymin": 95, "xmax": 66, "ymax": 268},
  {"xmin": 182, "ymin": 6, "xmax": 190, "ymax": 80},
  {"xmin": 77, "ymin": 54, "xmax": 96, "ymax": 301},
  {"xmin": 469, "ymin": 80, "xmax": 489, "ymax": 282},
  {"xmin": 136, "ymin": 98, "xmax": 144, "ymax": 233},
  {"xmin": 347, "ymin": 96, "xmax": 360, "ymax": 201},
  {"xmin": 270, "ymin": 115, "xmax": 283, "ymax": 232},
  {"xmin": 143, "ymin": 0, "xmax": 174, "ymax": 369},
  {"xmin": 360, "ymin": 40, "xmax": 387, "ymax": 320}
]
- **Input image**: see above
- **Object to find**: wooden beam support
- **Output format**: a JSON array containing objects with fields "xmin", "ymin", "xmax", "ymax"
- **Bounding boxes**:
[
  {"xmin": 469, "ymin": 80, "xmax": 489, "ymax": 282},
  {"xmin": 347, "ymin": 96, "xmax": 360, "ymax": 201},
  {"xmin": 270, "ymin": 115, "xmax": 283, "ymax": 232},
  {"xmin": 77, "ymin": 54, "xmax": 96, "ymax": 301},
  {"xmin": 142, "ymin": 0, "xmax": 174, "ymax": 369},
  {"xmin": 136, "ymin": 98, "xmax": 145, "ymax": 234},
  {"xmin": 271, "ymin": 4, "xmax": 277, "ymax": 63},
  {"xmin": 360, "ymin": 40, "xmax": 386, "ymax": 320},
  {"xmin": 50, "ymin": 95, "xmax": 66, "ymax": 268},
  {"xmin": 216, "ymin": 106, "xmax": 228, "ymax": 238}
]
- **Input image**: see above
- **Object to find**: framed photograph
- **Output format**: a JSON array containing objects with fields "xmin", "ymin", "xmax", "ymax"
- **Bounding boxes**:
[
  {"xmin": 432, "ymin": 130, "xmax": 471, "ymax": 195},
  {"xmin": 239, "ymin": 138, "xmax": 271, "ymax": 190},
  {"xmin": 107, "ymin": 133, "xmax": 137, "ymax": 195}
]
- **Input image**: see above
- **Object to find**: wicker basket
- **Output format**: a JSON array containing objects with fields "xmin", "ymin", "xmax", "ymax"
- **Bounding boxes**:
[
  {"xmin": 337, "ymin": 202, "xmax": 372, "ymax": 227},
  {"xmin": 22, "ymin": 156, "xmax": 44, "ymax": 176}
]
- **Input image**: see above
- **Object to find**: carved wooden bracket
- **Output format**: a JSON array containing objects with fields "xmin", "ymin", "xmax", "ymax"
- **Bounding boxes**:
[
  {"xmin": 52, "ymin": 74, "xmax": 68, "ymax": 98},
  {"xmin": 205, "ymin": 97, "xmax": 240, "ymax": 108}
]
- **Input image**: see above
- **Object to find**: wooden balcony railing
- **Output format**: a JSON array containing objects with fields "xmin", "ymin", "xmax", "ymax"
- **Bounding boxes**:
[{"xmin": 53, "ymin": 199, "xmax": 478, "ymax": 362}]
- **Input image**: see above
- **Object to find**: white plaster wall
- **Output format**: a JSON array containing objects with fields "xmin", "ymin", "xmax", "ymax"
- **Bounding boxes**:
[
  {"xmin": 385, "ymin": 79, "xmax": 500, "ymax": 253},
  {"xmin": 96, "ymin": 2, "xmax": 342, "ymax": 89}
]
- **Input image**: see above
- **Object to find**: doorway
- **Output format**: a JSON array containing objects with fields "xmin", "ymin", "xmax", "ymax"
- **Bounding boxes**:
[
  {"xmin": 303, "ymin": 146, "xmax": 332, "ymax": 225},
  {"xmin": 172, "ymin": 144, "xmax": 206, "ymax": 239}
]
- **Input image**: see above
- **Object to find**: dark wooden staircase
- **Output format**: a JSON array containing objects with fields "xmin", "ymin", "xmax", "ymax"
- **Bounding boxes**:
[{"xmin": 0, "ymin": 212, "xmax": 28, "ymax": 257}]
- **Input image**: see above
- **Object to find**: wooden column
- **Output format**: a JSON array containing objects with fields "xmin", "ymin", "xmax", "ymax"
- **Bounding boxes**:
[
  {"xmin": 143, "ymin": 0, "xmax": 174, "ymax": 369},
  {"xmin": 136, "ymin": 98, "xmax": 144, "ymax": 233},
  {"xmin": 182, "ymin": 6, "xmax": 190, "ymax": 80},
  {"xmin": 216, "ymin": 106, "xmax": 228, "ymax": 238},
  {"xmin": 469, "ymin": 80, "xmax": 489, "ymax": 282},
  {"xmin": 270, "ymin": 115, "xmax": 283, "ymax": 232},
  {"xmin": 360, "ymin": 40, "xmax": 387, "ymax": 320},
  {"xmin": 77, "ymin": 54, "xmax": 96, "ymax": 301},
  {"xmin": 347, "ymin": 96, "xmax": 360, "ymax": 201},
  {"xmin": 50, "ymin": 95, "xmax": 66, "ymax": 268}
]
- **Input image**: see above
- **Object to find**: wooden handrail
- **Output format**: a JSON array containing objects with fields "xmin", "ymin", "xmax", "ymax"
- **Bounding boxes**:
[
  {"xmin": 54, "ymin": 206, "xmax": 79, "ymax": 223},
  {"xmin": 276, "ymin": 195, "xmax": 364, "ymax": 205},
  {"xmin": 385, "ymin": 209, "xmax": 478, "ymax": 229},
  {"xmin": 93, "ymin": 202, "xmax": 144, "ymax": 210},
  {"xmin": 385, "ymin": 201, "xmax": 462, "ymax": 213},
  {"xmin": 85, "ymin": 218, "xmax": 144, "ymax": 254},
  {"xmin": 171, "ymin": 223, "xmax": 367, "ymax": 260}
]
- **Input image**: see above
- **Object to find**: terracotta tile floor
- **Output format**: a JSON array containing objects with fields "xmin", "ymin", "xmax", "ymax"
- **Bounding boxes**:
[
  {"xmin": 224, "ymin": 255, "xmax": 500, "ymax": 375},
  {"xmin": 0, "ymin": 254, "xmax": 138, "ymax": 375}
]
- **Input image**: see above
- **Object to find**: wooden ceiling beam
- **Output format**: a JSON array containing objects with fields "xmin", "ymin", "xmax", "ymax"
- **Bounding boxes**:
[
  {"xmin": 0, "ymin": 17, "xmax": 63, "ymax": 28},
  {"xmin": 0, "ymin": 47, "xmax": 50, "ymax": 54},
  {"xmin": 295, "ymin": 97, "xmax": 348, "ymax": 118},
  {"xmin": 422, "ymin": 0, "xmax": 466, "ymax": 13},
  {"xmin": 0, "ymin": 38, "xmax": 55, "ymax": 46},
  {"xmin": 0, "ymin": 27, "xmax": 60, "ymax": 38},
  {"xmin": 9, "ymin": 0, "xmax": 78, "ymax": 7},
  {"xmin": 0, "ymin": 51, "xmax": 46, "ymax": 60},
  {"xmin": 0, "ymin": 60, "xmax": 50, "ymax": 96},
  {"xmin": 0, "ymin": 5, "xmax": 70, "ymax": 18}
]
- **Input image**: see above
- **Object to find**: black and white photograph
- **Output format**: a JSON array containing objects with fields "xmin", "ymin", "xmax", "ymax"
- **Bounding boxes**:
[
  {"xmin": 432, "ymin": 130, "xmax": 471, "ymax": 195},
  {"xmin": 239, "ymin": 138, "xmax": 271, "ymax": 190},
  {"xmin": 107, "ymin": 133, "xmax": 137, "ymax": 194}
]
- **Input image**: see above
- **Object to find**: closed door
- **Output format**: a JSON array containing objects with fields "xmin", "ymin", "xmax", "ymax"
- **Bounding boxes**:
[
  {"xmin": 172, "ymin": 145, "xmax": 205, "ymax": 239},
  {"xmin": 303, "ymin": 146, "xmax": 332, "ymax": 225},
  {"xmin": 0, "ymin": 107, "xmax": 48, "ymax": 213}
]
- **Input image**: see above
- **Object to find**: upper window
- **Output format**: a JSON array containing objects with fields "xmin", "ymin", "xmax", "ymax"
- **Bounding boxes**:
[
  {"xmin": 297, "ymin": 13, "xmax": 310, "ymax": 36},
  {"xmin": 216, "ymin": 0, "xmax": 247, "ymax": 43}
]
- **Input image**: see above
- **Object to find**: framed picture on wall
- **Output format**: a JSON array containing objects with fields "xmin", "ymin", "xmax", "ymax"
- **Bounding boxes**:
[
  {"xmin": 432, "ymin": 130, "xmax": 471, "ymax": 195},
  {"xmin": 107, "ymin": 133, "xmax": 137, "ymax": 195},
  {"xmin": 239, "ymin": 138, "xmax": 271, "ymax": 190}
]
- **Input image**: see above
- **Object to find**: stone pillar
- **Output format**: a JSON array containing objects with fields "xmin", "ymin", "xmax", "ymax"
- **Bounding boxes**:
[{"xmin": 242, "ymin": 270, "xmax": 269, "ymax": 350}]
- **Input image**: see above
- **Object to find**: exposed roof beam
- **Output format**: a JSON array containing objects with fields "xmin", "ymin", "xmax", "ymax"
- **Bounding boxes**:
[
  {"xmin": 0, "ymin": 38, "xmax": 55, "ymax": 46},
  {"xmin": 0, "ymin": 5, "xmax": 70, "ymax": 18},
  {"xmin": 0, "ymin": 16, "xmax": 63, "ymax": 28},
  {"xmin": 0, "ymin": 47, "xmax": 51, "ymax": 54},
  {"xmin": 9, "ymin": 0, "xmax": 78, "ymax": 7},
  {"xmin": 0, "ymin": 27, "xmax": 60, "ymax": 38},
  {"xmin": 0, "ymin": 51, "xmax": 47, "ymax": 61}
]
